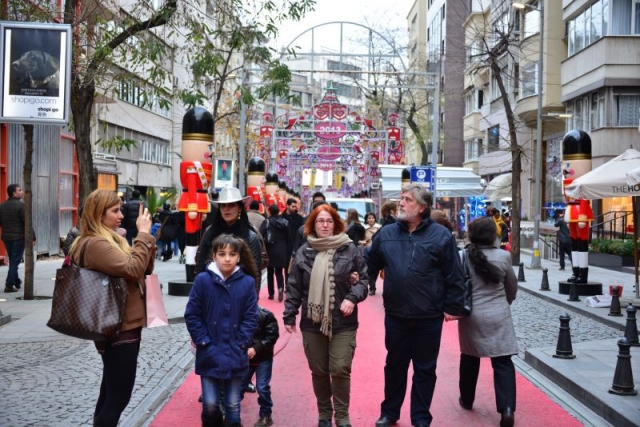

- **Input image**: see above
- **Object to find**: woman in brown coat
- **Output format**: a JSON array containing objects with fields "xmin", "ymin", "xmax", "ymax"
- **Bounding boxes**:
[
  {"xmin": 456, "ymin": 217, "xmax": 517, "ymax": 427},
  {"xmin": 69, "ymin": 189, "xmax": 155, "ymax": 427}
]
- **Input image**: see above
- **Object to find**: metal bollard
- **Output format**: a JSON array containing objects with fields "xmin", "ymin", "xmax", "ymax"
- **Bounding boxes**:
[
  {"xmin": 624, "ymin": 304, "xmax": 640, "ymax": 346},
  {"xmin": 517, "ymin": 262, "xmax": 526, "ymax": 282},
  {"xmin": 609, "ymin": 337, "xmax": 637, "ymax": 396},
  {"xmin": 553, "ymin": 313, "xmax": 576, "ymax": 359},
  {"xmin": 540, "ymin": 268, "xmax": 550, "ymax": 291},
  {"xmin": 568, "ymin": 279, "xmax": 581, "ymax": 302},
  {"xmin": 608, "ymin": 286, "xmax": 623, "ymax": 317}
]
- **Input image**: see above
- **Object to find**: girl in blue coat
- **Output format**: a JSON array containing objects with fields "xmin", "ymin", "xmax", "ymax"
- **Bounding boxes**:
[{"xmin": 185, "ymin": 234, "xmax": 259, "ymax": 427}]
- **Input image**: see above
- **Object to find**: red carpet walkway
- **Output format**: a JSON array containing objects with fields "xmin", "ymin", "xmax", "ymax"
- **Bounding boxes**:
[{"xmin": 150, "ymin": 278, "xmax": 583, "ymax": 427}]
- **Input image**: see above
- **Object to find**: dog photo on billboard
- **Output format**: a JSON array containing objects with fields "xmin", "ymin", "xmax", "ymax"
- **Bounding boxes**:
[{"xmin": 8, "ymin": 28, "xmax": 61, "ymax": 97}]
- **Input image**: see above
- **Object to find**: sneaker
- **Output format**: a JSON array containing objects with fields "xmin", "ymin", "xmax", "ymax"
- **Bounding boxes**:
[
  {"xmin": 254, "ymin": 416, "xmax": 273, "ymax": 427},
  {"xmin": 245, "ymin": 383, "xmax": 256, "ymax": 393},
  {"xmin": 4, "ymin": 286, "xmax": 18, "ymax": 293},
  {"xmin": 559, "ymin": 267, "xmax": 565, "ymax": 271}
]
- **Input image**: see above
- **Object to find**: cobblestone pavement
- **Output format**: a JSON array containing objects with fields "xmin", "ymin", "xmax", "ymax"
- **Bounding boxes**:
[
  {"xmin": 511, "ymin": 292, "xmax": 620, "ymax": 359},
  {"xmin": 0, "ymin": 290, "xmax": 621, "ymax": 427},
  {"xmin": 0, "ymin": 324, "xmax": 192, "ymax": 427}
]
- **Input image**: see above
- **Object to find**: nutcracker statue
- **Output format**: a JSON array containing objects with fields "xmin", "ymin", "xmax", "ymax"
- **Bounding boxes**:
[
  {"xmin": 178, "ymin": 107, "xmax": 213, "ymax": 283},
  {"xmin": 247, "ymin": 157, "xmax": 266, "ymax": 214},
  {"xmin": 265, "ymin": 171, "xmax": 279, "ymax": 210},
  {"xmin": 562, "ymin": 130, "xmax": 595, "ymax": 284}
]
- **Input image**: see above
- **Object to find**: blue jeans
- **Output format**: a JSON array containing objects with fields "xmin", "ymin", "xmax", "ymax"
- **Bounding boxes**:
[
  {"xmin": 243, "ymin": 359, "xmax": 274, "ymax": 417},
  {"xmin": 3, "ymin": 239, "xmax": 25, "ymax": 287},
  {"xmin": 381, "ymin": 315, "xmax": 444, "ymax": 425},
  {"xmin": 201, "ymin": 375, "xmax": 243, "ymax": 423}
]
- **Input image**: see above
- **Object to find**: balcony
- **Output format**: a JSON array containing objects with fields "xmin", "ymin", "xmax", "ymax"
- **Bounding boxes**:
[{"xmin": 561, "ymin": 36, "xmax": 640, "ymax": 101}]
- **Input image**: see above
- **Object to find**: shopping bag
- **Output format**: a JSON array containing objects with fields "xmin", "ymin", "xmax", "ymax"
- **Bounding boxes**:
[{"xmin": 145, "ymin": 274, "xmax": 168, "ymax": 328}]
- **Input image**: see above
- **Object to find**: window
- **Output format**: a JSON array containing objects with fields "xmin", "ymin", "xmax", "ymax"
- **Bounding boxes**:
[
  {"xmin": 117, "ymin": 78, "xmax": 171, "ymax": 118},
  {"xmin": 465, "ymin": 138, "xmax": 483, "ymax": 161},
  {"xmin": 523, "ymin": 7, "xmax": 540, "ymax": 38},
  {"xmin": 488, "ymin": 125, "xmax": 500, "ymax": 153},
  {"xmin": 569, "ymin": 0, "xmax": 640, "ymax": 55},
  {"xmin": 520, "ymin": 62, "xmax": 538, "ymax": 98},
  {"xmin": 614, "ymin": 94, "xmax": 640, "ymax": 126}
]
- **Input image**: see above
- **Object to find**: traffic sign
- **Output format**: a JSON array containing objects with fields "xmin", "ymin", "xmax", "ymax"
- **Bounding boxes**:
[{"xmin": 410, "ymin": 166, "xmax": 436, "ymax": 191}]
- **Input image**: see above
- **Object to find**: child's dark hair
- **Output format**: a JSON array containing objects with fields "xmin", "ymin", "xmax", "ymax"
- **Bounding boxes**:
[
  {"xmin": 211, "ymin": 234, "xmax": 259, "ymax": 281},
  {"xmin": 466, "ymin": 217, "xmax": 501, "ymax": 283}
]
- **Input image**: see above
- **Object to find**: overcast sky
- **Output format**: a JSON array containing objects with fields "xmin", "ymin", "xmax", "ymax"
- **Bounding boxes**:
[{"xmin": 274, "ymin": 0, "xmax": 415, "ymax": 51}]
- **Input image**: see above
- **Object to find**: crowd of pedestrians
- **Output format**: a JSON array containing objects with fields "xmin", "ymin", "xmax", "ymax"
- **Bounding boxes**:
[{"xmin": 33, "ymin": 183, "xmax": 520, "ymax": 427}]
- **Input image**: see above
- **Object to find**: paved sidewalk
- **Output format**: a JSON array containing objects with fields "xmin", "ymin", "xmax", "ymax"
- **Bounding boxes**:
[{"xmin": 0, "ymin": 252, "xmax": 639, "ymax": 426}]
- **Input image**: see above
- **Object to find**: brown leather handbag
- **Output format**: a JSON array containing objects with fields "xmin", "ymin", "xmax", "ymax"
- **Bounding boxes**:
[{"xmin": 47, "ymin": 240, "xmax": 128, "ymax": 341}]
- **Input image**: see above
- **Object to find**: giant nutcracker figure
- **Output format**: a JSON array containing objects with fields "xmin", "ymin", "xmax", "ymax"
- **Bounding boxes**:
[
  {"xmin": 264, "ymin": 171, "xmax": 279, "ymax": 210},
  {"xmin": 562, "ymin": 130, "xmax": 595, "ymax": 284},
  {"xmin": 178, "ymin": 107, "xmax": 213, "ymax": 283},
  {"xmin": 247, "ymin": 157, "xmax": 266, "ymax": 214}
]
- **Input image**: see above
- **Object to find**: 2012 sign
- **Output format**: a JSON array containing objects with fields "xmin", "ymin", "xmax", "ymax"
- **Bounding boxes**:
[{"xmin": 314, "ymin": 122, "xmax": 346, "ymax": 139}]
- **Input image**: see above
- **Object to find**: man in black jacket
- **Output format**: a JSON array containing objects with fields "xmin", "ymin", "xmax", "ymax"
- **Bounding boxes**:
[
  {"xmin": 365, "ymin": 184, "xmax": 465, "ymax": 427},
  {"xmin": 242, "ymin": 306, "xmax": 280, "ymax": 426},
  {"xmin": 554, "ymin": 209, "xmax": 572, "ymax": 271},
  {"xmin": 121, "ymin": 189, "xmax": 143, "ymax": 245},
  {"xmin": 0, "ymin": 184, "xmax": 31, "ymax": 292}
]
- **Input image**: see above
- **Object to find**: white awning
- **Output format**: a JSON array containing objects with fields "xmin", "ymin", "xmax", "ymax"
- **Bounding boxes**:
[
  {"xmin": 484, "ymin": 173, "xmax": 512, "ymax": 201},
  {"xmin": 379, "ymin": 165, "xmax": 485, "ymax": 199}
]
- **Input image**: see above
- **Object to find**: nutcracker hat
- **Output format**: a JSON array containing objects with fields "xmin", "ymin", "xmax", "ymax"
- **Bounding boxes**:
[{"xmin": 213, "ymin": 187, "xmax": 253, "ymax": 209}]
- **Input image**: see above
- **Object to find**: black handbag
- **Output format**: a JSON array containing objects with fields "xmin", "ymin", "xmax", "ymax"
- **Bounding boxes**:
[
  {"xmin": 47, "ymin": 240, "xmax": 128, "ymax": 341},
  {"xmin": 460, "ymin": 248, "xmax": 473, "ymax": 316},
  {"xmin": 264, "ymin": 219, "xmax": 275, "ymax": 245}
]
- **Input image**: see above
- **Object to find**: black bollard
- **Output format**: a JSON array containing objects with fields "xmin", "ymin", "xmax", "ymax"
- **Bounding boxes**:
[
  {"xmin": 624, "ymin": 304, "xmax": 640, "ymax": 346},
  {"xmin": 518, "ymin": 262, "xmax": 526, "ymax": 282},
  {"xmin": 568, "ymin": 279, "xmax": 581, "ymax": 302},
  {"xmin": 540, "ymin": 268, "xmax": 550, "ymax": 291},
  {"xmin": 553, "ymin": 313, "xmax": 576, "ymax": 359},
  {"xmin": 609, "ymin": 337, "xmax": 637, "ymax": 396},
  {"xmin": 608, "ymin": 285, "xmax": 623, "ymax": 317}
]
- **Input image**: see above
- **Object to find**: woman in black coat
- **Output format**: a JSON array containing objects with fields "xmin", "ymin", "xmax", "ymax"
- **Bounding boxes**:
[
  {"xmin": 260, "ymin": 203, "xmax": 291, "ymax": 301},
  {"xmin": 195, "ymin": 188, "xmax": 264, "ymax": 295}
]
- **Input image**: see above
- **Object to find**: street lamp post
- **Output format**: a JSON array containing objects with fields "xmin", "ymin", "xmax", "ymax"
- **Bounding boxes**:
[{"xmin": 514, "ymin": 1, "xmax": 544, "ymax": 268}]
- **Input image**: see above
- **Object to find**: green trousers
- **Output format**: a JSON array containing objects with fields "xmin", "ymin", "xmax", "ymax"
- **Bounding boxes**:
[{"xmin": 302, "ymin": 329, "xmax": 357, "ymax": 425}]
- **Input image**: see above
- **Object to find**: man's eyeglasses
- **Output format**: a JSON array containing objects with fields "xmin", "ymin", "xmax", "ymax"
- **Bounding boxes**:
[{"xmin": 315, "ymin": 219, "xmax": 334, "ymax": 225}]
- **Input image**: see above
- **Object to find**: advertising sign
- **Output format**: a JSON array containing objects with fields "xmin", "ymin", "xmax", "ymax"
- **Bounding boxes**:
[
  {"xmin": 214, "ymin": 158, "xmax": 234, "ymax": 188},
  {"xmin": 0, "ymin": 22, "xmax": 71, "ymax": 125},
  {"xmin": 410, "ymin": 166, "xmax": 436, "ymax": 191}
]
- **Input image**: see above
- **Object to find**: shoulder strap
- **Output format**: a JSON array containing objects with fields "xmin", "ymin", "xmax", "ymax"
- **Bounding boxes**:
[{"xmin": 461, "ymin": 249, "xmax": 471, "ymax": 277}]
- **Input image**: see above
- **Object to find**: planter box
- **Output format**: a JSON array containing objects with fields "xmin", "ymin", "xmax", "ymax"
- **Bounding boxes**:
[{"xmin": 589, "ymin": 252, "xmax": 637, "ymax": 268}]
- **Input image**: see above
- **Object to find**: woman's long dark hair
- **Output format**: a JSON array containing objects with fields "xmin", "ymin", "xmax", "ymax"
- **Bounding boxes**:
[
  {"xmin": 211, "ymin": 234, "xmax": 259, "ymax": 281},
  {"xmin": 467, "ymin": 217, "xmax": 502, "ymax": 283}
]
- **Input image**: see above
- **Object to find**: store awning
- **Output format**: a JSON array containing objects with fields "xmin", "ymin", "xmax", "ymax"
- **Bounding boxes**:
[
  {"xmin": 379, "ymin": 165, "xmax": 485, "ymax": 199},
  {"xmin": 484, "ymin": 173, "xmax": 512, "ymax": 201}
]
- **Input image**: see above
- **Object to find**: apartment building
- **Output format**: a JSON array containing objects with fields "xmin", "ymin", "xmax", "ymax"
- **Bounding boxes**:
[
  {"xmin": 562, "ymin": 0, "xmax": 640, "ymax": 216},
  {"xmin": 426, "ymin": 0, "xmax": 466, "ymax": 167}
]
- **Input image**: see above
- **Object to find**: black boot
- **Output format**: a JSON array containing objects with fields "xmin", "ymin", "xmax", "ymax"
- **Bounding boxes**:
[
  {"xmin": 568, "ymin": 266, "xmax": 579, "ymax": 283},
  {"xmin": 222, "ymin": 420, "xmax": 242, "ymax": 427},
  {"xmin": 202, "ymin": 412, "xmax": 224, "ymax": 427},
  {"xmin": 578, "ymin": 267, "xmax": 589, "ymax": 284}
]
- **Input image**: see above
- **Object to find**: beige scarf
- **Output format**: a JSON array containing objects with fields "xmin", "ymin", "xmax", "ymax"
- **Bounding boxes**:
[{"xmin": 306, "ymin": 232, "xmax": 352, "ymax": 339}]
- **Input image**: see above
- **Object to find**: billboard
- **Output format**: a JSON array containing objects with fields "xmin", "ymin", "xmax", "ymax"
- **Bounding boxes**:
[
  {"xmin": 0, "ymin": 22, "xmax": 71, "ymax": 125},
  {"xmin": 214, "ymin": 158, "xmax": 235, "ymax": 188}
]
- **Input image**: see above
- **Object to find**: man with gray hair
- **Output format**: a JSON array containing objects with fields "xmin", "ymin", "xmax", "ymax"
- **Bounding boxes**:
[{"xmin": 365, "ymin": 184, "xmax": 466, "ymax": 427}]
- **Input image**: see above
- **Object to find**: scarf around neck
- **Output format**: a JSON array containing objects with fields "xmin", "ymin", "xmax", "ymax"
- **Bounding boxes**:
[{"xmin": 306, "ymin": 232, "xmax": 352, "ymax": 339}]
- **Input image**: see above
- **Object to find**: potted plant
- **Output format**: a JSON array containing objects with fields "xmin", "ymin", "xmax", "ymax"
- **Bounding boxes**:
[{"xmin": 589, "ymin": 238, "xmax": 637, "ymax": 267}]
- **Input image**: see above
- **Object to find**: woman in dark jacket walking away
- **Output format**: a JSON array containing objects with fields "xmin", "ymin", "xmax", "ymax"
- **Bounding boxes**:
[
  {"xmin": 260, "ymin": 203, "xmax": 291, "ymax": 302},
  {"xmin": 455, "ymin": 216, "xmax": 518, "ymax": 427},
  {"xmin": 283, "ymin": 204, "xmax": 368, "ymax": 427},
  {"xmin": 195, "ymin": 187, "xmax": 265, "ymax": 294},
  {"xmin": 379, "ymin": 201, "xmax": 397, "ymax": 228}
]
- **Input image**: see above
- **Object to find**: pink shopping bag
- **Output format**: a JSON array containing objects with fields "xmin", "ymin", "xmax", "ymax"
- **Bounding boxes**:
[{"xmin": 146, "ymin": 274, "xmax": 168, "ymax": 328}]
